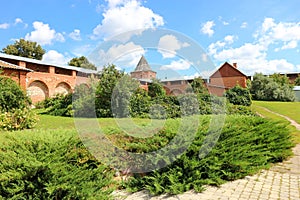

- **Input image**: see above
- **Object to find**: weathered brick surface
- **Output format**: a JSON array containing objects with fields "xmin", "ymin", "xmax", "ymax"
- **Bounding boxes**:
[{"xmin": 1, "ymin": 57, "xmax": 91, "ymax": 103}]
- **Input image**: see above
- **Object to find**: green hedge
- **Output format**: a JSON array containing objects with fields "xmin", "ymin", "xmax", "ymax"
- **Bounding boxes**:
[
  {"xmin": 0, "ymin": 130, "xmax": 114, "ymax": 199},
  {"xmin": 123, "ymin": 115, "xmax": 293, "ymax": 195},
  {"xmin": 0, "ymin": 115, "xmax": 292, "ymax": 198}
]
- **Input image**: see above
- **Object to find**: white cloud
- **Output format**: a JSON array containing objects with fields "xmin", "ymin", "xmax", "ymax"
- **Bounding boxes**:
[
  {"xmin": 241, "ymin": 22, "xmax": 248, "ymax": 29},
  {"xmin": 14, "ymin": 18, "xmax": 23, "ymax": 25},
  {"xmin": 69, "ymin": 29, "xmax": 81, "ymax": 41},
  {"xmin": 257, "ymin": 18, "xmax": 300, "ymax": 49},
  {"xmin": 208, "ymin": 18, "xmax": 300, "ymax": 75},
  {"xmin": 223, "ymin": 21, "xmax": 229, "ymax": 26},
  {"xmin": 106, "ymin": 0, "xmax": 126, "ymax": 8},
  {"xmin": 90, "ymin": 42, "xmax": 145, "ymax": 69},
  {"xmin": 92, "ymin": 0, "xmax": 164, "ymax": 40},
  {"xmin": 160, "ymin": 59, "xmax": 191, "ymax": 71},
  {"xmin": 224, "ymin": 35, "xmax": 235, "ymax": 44},
  {"xmin": 282, "ymin": 40, "xmax": 298, "ymax": 50},
  {"xmin": 42, "ymin": 50, "xmax": 70, "ymax": 66},
  {"xmin": 157, "ymin": 34, "xmax": 190, "ymax": 58},
  {"xmin": 201, "ymin": 21, "xmax": 215, "ymax": 37},
  {"xmin": 25, "ymin": 21, "xmax": 65, "ymax": 45},
  {"xmin": 0, "ymin": 23, "xmax": 9, "ymax": 29},
  {"xmin": 208, "ymin": 35, "xmax": 237, "ymax": 55}
]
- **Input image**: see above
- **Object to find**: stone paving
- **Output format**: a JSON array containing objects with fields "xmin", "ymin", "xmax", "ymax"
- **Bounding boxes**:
[{"xmin": 113, "ymin": 112, "xmax": 300, "ymax": 200}]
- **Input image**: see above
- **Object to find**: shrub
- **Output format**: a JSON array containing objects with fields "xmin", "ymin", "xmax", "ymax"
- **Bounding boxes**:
[
  {"xmin": 251, "ymin": 73, "xmax": 295, "ymax": 102},
  {"xmin": 40, "ymin": 94, "xmax": 73, "ymax": 117},
  {"xmin": 0, "ymin": 76, "xmax": 31, "ymax": 112},
  {"xmin": 0, "ymin": 76, "xmax": 37, "ymax": 130},
  {"xmin": 225, "ymin": 85, "xmax": 252, "ymax": 106},
  {"xmin": 0, "ymin": 108, "xmax": 38, "ymax": 131},
  {"xmin": 0, "ymin": 130, "xmax": 114, "ymax": 199},
  {"xmin": 124, "ymin": 115, "xmax": 293, "ymax": 195}
]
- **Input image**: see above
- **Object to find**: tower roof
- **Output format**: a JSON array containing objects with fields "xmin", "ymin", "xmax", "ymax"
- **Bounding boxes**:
[{"xmin": 134, "ymin": 55, "xmax": 152, "ymax": 71}]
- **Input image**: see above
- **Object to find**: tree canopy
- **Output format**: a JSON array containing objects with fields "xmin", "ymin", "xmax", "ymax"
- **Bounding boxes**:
[
  {"xmin": 1, "ymin": 39, "xmax": 45, "ymax": 60},
  {"xmin": 68, "ymin": 56, "xmax": 97, "ymax": 70},
  {"xmin": 95, "ymin": 64, "xmax": 125, "ymax": 117},
  {"xmin": 250, "ymin": 73, "xmax": 295, "ymax": 102},
  {"xmin": 294, "ymin": 75, "xmax": 300, "ymax": 86}
]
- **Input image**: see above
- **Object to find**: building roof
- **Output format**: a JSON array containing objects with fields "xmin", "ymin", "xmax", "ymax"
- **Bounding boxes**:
[
  {"xmin": 0, "ymin": 59, "xmax": 32, "ymax": 72},
  {"xmin": 210, "ymin": 62, "xmax": 247, "ymax": 78},
  {"xmin": 0, "ymin": 53, "xmax": 97, "ymax": 74},
  {"xmin": 294, "ymin": 86, "xmax": 300, "ymax": 91},
  {"xmin": 134, "ymin": 55, "xmax": 152, "ymax": 72}
]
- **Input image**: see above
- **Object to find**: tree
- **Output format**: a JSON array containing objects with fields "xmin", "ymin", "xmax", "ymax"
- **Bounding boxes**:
[
  {"xmin": 1, "ymin": 39, "xmax": 45, "ymax": 60},
  {"xmin": 148, "ymin": 79, "xmax": 166, "ymax": 98},
  {"xmin": 225, "ymin": 85, "xmax": 252, "ymax": 106},
  {"xmin": 95, "ymin": 64, "xmax": 125, "ymax": 117},
  {"xmin": 270, "ymin": 73, "xmax": 290, "ymax": 86},
  {"xmin": 250, "ymin": 73, "xmax": 295, "ymax": 102},
  {"xmin": 68, "ymin": 56, "xmax": 97, "ymax": 70},
  {"xmin": 188, "ymin": 77, "xmax": 208, "ymax": 94},
  {"xmin": 294, "ymin": 75, "xmax": 300, "ymax": 86}
]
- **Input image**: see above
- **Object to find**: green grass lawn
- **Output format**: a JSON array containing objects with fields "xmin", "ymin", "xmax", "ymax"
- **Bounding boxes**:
[
  {"xmin": 253, "ymin": 101, "xmax": 300, "ymax": 124},
  {"xmin": 252, "ymin": 101, "xmax": 300, "ymax": 144}
]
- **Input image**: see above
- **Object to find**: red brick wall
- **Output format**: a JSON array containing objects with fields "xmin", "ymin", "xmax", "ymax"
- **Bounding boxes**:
[
  {"xmin": 131, "ymin": 71, "xmax": 156, "ymax": 79},
  {"xmin": 210, "ymin": 77, "xmax": 247, "ymax": 89},
  {"xmin": 1, "ymin": 68, "xmax": 27, "ymax": 90}
]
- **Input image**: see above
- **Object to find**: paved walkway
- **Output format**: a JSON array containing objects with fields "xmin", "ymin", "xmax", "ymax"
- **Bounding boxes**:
[{"xmin": 114, "ymin": 111, "xmax": 300, "ymax": 200}]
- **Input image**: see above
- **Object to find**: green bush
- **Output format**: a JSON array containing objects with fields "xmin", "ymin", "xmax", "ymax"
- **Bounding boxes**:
[
  {"xmin": 123, "ymin": 115, "xmax": 293, "ymax": 195},
  {"xmin": 0, "ymin": 76, "xmax": 37, "ymax": 131},
  {"xmin": 225, "ymin": 85, "xmax": 252, "ymax": 106},
  {"xmin": 251, "ymin": 73, "xmax": 295, "ymax": 101},
  {"xmin": 0, "ymin": 130, "xmax": 114, "ymax": 199},
  {"xmin": 0, "ymin": 108, "xmax": 38, "ymax": 131},
  {"xmin": 0, "ymin": 76, "xmax": 31, "ymax": 112},
  {"xmin": 40, "ymin": 94, "xmax": 73, "ymax": 117}
]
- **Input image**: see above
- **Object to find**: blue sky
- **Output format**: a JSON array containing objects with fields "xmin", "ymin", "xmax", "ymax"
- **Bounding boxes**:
[{"xmin": 1, "ymin": 0, "xmax": 300, "ymax": 78}]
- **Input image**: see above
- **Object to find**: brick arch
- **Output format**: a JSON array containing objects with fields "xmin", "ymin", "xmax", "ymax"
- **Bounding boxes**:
[
  {"xmin": 54, "ymin": 82, "xmax": 72, "ymax": 95},
  {"xmin": 170, "ymin": 89, "xmax": 183, "ymax": 96},
  {"xmin": 27, "ymin": 80, "xmax": 49, "ymax": 103}
]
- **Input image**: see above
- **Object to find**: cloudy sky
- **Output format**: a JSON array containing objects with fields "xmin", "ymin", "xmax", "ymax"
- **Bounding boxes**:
[{"xmin": 1, "ymin": 0, "xmax": 300, "ymax": 77}]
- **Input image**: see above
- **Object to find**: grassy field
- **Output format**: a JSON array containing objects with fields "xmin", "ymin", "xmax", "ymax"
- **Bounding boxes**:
[
  {"xmin": 252, "ymin": 101, "xmax": 300, "ymax": 144},
  {"xmin": 253, "ymin": 101, "xmax": 300, "ymax": 124}
]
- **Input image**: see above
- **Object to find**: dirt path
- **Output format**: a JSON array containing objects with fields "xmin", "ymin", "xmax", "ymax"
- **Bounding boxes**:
[
  {"xmin": 258, "ymin": 106, "xmax": 300, "ymax": 130},
  {"xmin": 114, "ymin": 110, "xmax": 300, "ymax": 200}
]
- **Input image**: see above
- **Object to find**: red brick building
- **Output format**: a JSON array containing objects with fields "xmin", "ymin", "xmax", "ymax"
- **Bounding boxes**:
[
  {"xmin": 207, "ymin": 62, "xmax": 247, "ymax": 96},
  {"xmin": 131, "ymin": 56, "xmax": 248, "ymax": 96},
  {"xmin": 130, "ymin": 55, "xmax": 156, "ymax": 90},
  {"xmin": 0, "ymin": 53, "xmax": 97, "ymax": 103}
]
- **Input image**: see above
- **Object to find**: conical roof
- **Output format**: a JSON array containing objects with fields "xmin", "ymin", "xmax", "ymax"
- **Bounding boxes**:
[{"xmin": 134, "ymin": 55, "xmax": 151, "ymax": 71}]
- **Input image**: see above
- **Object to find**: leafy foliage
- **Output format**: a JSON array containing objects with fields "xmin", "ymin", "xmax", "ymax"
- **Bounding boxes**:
[
  {"xmin": 0, "ymin": 76, "xmax": 37, "ymax": 130},
  {"xmin": 250, "ymin": 73, "xmax": 295, "ymax": 101},
  {"xmin": 148, "ymin": 79, "xmax": 166, "ymax": 98},
  {"xmin": 39, "ymin": 93, "xmax": 73, "ymax": 117},
  {"xmin": 95, "ymin": 64, "xmax": 125, "ymax": 117},
  {"xmin": 1, "ymin": 39, "xmax": 45, "ymax": 60},
  {"xmin": 0, "ymin": 108, "xmax": 38, "ymax": 131},
  {"xmin": 225, "ymin": 85, "xmax": 252, "ymax": 106},
  {"xmin": 294, "ymin": 75, "xmax": 300, "ymax": 86},
  {"xmin": 111, "ymin": 75, "xmax": 140, "ymax": 118},
  {"xmin": 129, "ymin": 88, "xmax": 151, "ymax": 118},
  {"xmin": 72, "ymin": 84, "xmax": 96, "ymax": 118},
  {"xmin": 0, "ymin": 76, "xmax": 30, "ymax": 112},
  {"xmin": 123, "ymin": 115, "xmax": 293, "ymax": 195},
  {"xmin": 188, "ymin": 77, "xmax": 208, "ymax": 94},
  {"xmin": 68, "ymin": 56, "xmax": 97, "ymax": 70},
  {"xmin": 0, "ymin": 130, "xmax": 114, "ymax": 199}
]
